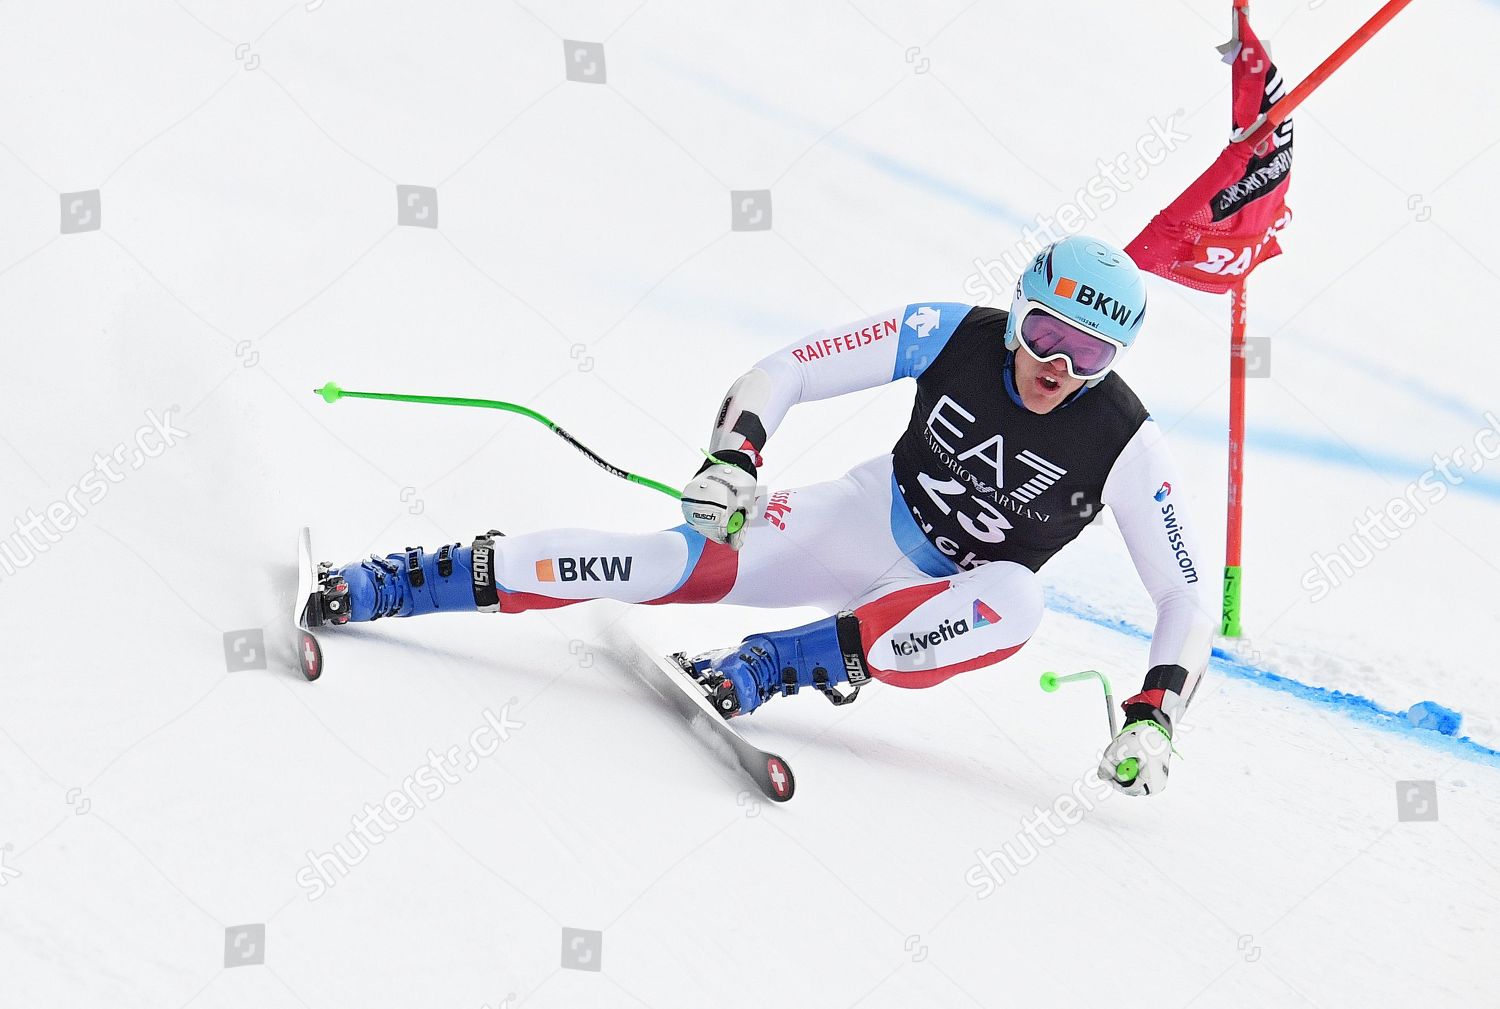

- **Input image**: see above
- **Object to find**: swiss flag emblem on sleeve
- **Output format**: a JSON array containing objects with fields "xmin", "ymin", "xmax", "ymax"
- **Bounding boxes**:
[{"xmin": 1126, "ymin": 5, "xmax": 1293, "ymax": 293}]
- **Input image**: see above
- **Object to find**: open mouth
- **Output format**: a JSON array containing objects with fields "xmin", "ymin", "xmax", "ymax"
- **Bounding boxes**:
[{"xmin": 1038, "ymin": 373, "xmax": 1062, "ymax": 393}]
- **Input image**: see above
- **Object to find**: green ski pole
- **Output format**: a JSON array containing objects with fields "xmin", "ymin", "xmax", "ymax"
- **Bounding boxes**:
[
  {"xmin": 312, "ymin": 381, "xmax": 745, "ymax": 537},
  {"xmin": 1039, "ymin": 668, "xmax": 1138, "ymax": 783}
]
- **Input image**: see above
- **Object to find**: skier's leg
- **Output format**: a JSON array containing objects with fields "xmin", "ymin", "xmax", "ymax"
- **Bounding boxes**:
[
  {"xmin": 485, "ymin": 526, "xmax": 744, "ymax": 612},
  {"xmin": 321, "ymin": 461, "xmax": 908, "ymax": 624},
  {"xmin": 850, "ymin": 560, "xmax": 1044, "ymax": 687},
  {"xmin": 688, "ymin": 559, "xmax": 1043, "ymax": 715},
  {"xmin": 682, "ymin": 453, "xmax": 1011, "ymax": 715},
  {"xmin": 323, "ymin": 526, "xmax": 743, "ymax": 623},
  {"xmin": 682, "ymin": 450, "xmax": 1047, "ymax": 715},
  {"xmin": 321, "ymin": 454, "xmax": 914, "ymax": 625}
]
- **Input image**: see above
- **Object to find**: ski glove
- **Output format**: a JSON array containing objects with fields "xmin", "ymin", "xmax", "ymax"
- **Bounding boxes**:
[
  {"xmin": 681, "ymin": 450, "xmax": 758, "ymax": 551},
  {"xmin": 1099, "ymin": 720, "xmax": 1173, "ymax": 797}
]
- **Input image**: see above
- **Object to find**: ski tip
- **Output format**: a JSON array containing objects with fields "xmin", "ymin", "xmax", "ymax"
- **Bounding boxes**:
[
  {"xmin": 762, "ymin": 754, "xmax": 795, "ymax": 802},
  {"xmin": 314, "ymin": 381, "xmax": 343, "ymax": 404},
  {"xmin": 298, "ymin": 629, "xmax": 323, "ymax": 681}
]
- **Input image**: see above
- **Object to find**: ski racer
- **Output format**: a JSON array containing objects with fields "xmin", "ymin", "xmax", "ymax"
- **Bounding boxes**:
[{"xmin": 309, "ymin": 236, "xmax": 1215, "ymax": 796}]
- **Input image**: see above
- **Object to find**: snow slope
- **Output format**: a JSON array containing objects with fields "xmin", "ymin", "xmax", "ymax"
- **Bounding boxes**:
[{"xmin": 2, "ymin": 1, "xmax": 1498, "ymax": 1006}]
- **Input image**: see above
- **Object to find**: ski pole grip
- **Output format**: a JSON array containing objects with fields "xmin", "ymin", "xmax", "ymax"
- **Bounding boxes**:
[{"xmin": 1039, "ymin": 670, "xmax": 1102, "ymax": 692}]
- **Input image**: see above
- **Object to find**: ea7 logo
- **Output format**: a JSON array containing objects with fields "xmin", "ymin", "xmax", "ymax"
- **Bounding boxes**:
[
  {"xmin": 923, "ymin": 396, "xmax": 1067, "ymax": 501},
  {"xmin": 535, "ymin": 556, "xmax": 633, "ymax": 582},
  {"xmin": 1053, "ymin": 277, "xmax": 1133, "ymax": 326}
]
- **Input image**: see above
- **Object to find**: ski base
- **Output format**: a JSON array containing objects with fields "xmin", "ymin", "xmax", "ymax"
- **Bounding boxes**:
[{"xmin": 293, "ymin": 527, "xmax": 323, "ymax": 681}]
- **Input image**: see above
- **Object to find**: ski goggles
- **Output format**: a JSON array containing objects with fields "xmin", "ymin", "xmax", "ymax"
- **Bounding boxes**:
[{"xmin": 1014, "ymin": 301, "xmax": 1124, "ymax": 380}]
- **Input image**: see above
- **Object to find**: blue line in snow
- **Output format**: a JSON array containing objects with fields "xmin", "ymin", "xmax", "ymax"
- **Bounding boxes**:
[
  {"xmin": 1158, "ymin": 415, "xmax": 1500, "ymax": 502},
  {"xmin": 1048, "ymin": 591, "xmax": 1500, "ymax": 768},
  {"xmin": 654, "ymin": 58, "xmax": 1031, "ymax": 227},
  {"xmin": 1279, "ymin": 327, "xmax": 1486, "ymax": 423}
]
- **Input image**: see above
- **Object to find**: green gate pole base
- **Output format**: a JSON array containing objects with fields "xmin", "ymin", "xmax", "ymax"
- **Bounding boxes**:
[{"xmin": 1221, "ymin": 565, "xmax": 1243, "ymax": 637}]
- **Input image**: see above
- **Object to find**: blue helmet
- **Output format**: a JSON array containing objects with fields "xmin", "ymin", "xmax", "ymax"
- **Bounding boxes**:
[{"xmin": 1004, "ymin": 236, "xmax": 1148, "ymax": 382}]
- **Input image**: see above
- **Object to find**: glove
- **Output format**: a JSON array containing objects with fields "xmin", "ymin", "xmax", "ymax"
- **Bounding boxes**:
[
  {"xmin": 1099, "ymin": 719, "xmax": 1173, "ymax": 796},
  {"xmin": 681, "ymin": 450, "xmax": 757, "ymax": 550}
]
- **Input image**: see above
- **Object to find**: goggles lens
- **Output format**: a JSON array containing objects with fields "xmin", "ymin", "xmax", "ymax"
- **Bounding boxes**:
[{"xmin": 1018, "ymin": 306, "xmax": 1120, "ymax": 379}]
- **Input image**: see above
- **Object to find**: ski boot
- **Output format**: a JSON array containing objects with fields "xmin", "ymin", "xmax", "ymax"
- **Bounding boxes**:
[
  {"xmin": 312, "ymin": 531, "xmax": 505, "ymax": 624},
  {"xmin": 680, "ymin": 612, "xmax": 870, "ymax": 717}
]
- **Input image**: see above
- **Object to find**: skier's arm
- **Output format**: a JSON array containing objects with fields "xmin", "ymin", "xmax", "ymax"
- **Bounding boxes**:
[
  {"xmin": 705, "ymin": 303, "xmax": 970, "ymax": 466},
  {"xmin": 683, "ymin": 304, "xmax": 969, "ymax": 548},
  {"xmin": 1100, "ymin": 420, "xmax": 1216, "ymax": 734}
]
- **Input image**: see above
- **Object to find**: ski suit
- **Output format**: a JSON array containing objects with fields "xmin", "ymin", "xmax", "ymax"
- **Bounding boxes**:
[{"xmin": 371, "ymin": 302, "xmax": 1216, "ymax": 725}]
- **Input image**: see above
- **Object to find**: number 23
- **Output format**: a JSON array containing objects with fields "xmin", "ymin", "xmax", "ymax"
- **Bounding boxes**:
[{"xmin": 917, "ymin": 472, "xmax": 1012, "ymax": 543}]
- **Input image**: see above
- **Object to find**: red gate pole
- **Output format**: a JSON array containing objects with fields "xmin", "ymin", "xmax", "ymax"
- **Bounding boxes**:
[
  {"xmin": 1239, "ymin": 0, "xmax": 1416, "ymax": 150},
  {"xmin": 1222, "ymin": 280, "xmax": 1248, "ymax": 636}
]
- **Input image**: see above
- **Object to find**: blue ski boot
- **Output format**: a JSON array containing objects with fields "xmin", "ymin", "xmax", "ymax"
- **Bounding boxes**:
[
  {"xmin": 683, "ymin": 612, "xmax": 871, "ymax": 717},
  {"xmin": 310, "ymin": 531, "xmax": 506, "ymax": 624}
]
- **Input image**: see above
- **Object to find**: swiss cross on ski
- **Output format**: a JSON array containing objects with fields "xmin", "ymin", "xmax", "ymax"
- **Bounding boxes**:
[
  {"xmin": 766, "ymin": 757, "xmax": 790, "ymax": 797},
  {"xmin": 301, "ymin": 633, "xmax": 320, "ymax": 678}
]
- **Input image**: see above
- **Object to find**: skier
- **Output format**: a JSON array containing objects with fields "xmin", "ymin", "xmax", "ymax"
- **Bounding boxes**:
[{"xmin": 310, "ymin": 236, "xmax": 1214, "ymax": 796}]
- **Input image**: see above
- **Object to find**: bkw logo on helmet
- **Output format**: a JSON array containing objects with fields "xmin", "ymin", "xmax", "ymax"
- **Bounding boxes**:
[
  {"xmin": 1052, "ymin": 276, "xmax": 1136, "ymax": 328},
  {"xmin": 1005, "ymin": 236, "xmax": 1149, "ymax": 385}
]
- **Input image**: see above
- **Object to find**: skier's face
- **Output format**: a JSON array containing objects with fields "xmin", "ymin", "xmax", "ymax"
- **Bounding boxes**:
[{"xmin": 1014, "ymin": 344, "xmax": 1085, "ymax": 413}]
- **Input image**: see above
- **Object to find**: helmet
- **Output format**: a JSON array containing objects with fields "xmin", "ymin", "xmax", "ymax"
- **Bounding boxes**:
[{"xmin": 1004, "ymin": 236, "xmax": 1148, "ymax": 385}]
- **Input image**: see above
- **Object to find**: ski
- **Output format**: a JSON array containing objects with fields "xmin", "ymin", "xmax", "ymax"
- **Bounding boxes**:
[
  {"xmin": 292, "ymin": 526, "xmax": 324, "ymax": 681},
  {"xmin": 608, "ymin": 630, "xmax": 795, "ymax": 802}
]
